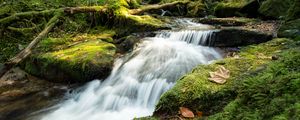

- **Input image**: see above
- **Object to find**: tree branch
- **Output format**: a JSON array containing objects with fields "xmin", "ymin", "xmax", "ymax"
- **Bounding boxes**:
[{"xmin": 0, "ymin": 13, "xmax": 61, "ymax": 78}]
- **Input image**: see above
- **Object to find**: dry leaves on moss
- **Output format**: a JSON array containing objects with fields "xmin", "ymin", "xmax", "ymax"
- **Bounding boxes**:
[
  {"xmin": 179, "ymin": 107, "xmax": 194, "ymax": 118},
  {"xmin": 208, "ymin": 65, "xmax": 230, "ymax": 84}
]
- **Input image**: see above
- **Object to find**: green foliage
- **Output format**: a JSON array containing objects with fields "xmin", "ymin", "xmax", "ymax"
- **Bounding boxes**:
[
  {"xmin": 286, "ymin": 0, "xmax": 300, "ymax": 20},
  {"xmin": 278, "ymin": 19, "xmax": 300, "ymax": 39},
  {"xmin": 258, "ymin": 0, "xmax": 294, "ymax": 19},
  {"xmin": 187, "ymin": 0, "xmax": 206, "ymax": 17}
]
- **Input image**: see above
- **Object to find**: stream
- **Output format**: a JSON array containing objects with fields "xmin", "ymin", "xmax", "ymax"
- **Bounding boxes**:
[{"xmin": 38, "ymin": 19, "xmax": 222, "ymax": 120}]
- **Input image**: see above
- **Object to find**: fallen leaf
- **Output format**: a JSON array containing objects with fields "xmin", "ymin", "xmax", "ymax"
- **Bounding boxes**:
[
  {"xmin": 179, "ymin": 107, "xmax": 194, "ymax": 118},
  {"xmin": 208, "ymin": 66, "xmax": 230, "ymax": 84},
  {"xmin": 196, "ymin": 111, "xmax": 203, "ymax": 117}
]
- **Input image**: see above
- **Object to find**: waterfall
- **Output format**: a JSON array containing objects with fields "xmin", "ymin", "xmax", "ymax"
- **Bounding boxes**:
[
  {"xmin": 41, "ymin": 19, "xmax": 222, "ymax": 120},
  {"xmin": 156, "ymin": 30, "xmax": 217, "ymax": 46}
]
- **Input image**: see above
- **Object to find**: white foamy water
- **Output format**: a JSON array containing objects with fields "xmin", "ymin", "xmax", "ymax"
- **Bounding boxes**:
[
  {"xmin": 156, "ymin": 30, "xmax": 217, "ymax": 46},
  {"xmin": 41, "ymin": 19, "xmax": 222, "ymax": 120}
]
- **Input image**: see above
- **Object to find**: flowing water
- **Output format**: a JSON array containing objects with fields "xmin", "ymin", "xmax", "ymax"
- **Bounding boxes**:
[{"xmin": 40, "ymin": 19, "xmax": 222, "ymax": 120}]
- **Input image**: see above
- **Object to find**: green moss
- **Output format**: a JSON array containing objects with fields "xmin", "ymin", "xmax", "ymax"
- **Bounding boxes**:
[
  {"xmin": 40, "ymin": 40, "xmax": 115, "ymax": 71},
  {"xmin": 0, "ymin": 0, "xmax": 90, "ymax": 63},
  {"xmin": 110, "ymin": 6, "xmax": 166, "ymax": 36},
  {"xmin": 155, "ymin": 38, "xmax": 294, "ymax": 116},
  {"xmin": 22, "ymin": 32, "xmax": 116, "ymax": 83},
  {"xmin": 258, "ymin": 0, "xmax": 294, "ymax": 19},
  {"xmin": 213, "ymin": 0, "xmax": 251, "ymax": 17},
  {"xmin": 187, "ymin": 1, "xmax": 206, "ymax": 17},
  {"xmin": 209, "ymin": 47, "xmax": 300, "ymax": 120},
  {"xmin": 159, "ymin": 0, "xmax": 177, "ymax": 3}
]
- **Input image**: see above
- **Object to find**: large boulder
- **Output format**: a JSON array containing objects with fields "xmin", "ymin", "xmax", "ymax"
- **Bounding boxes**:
[
  {"xmin": 213, "ymin": 0, "xmax": 258, "ymax": 17},
  {"xmin": 154, "ymin": 38, "xmax": 294, "ymax": 117},
  {"xmin": 212, "ymin": 28, "xmax": 273, "ymax": 47},
  {"xmin": 193, "ymin": 17, "xmax": 258, "ymax": 26},
  {"xmin": 21, "ymin": 33, "xmax": 116, "ymax": 83},
  {"xmin": 0, "ymin": 67, "xmax": 68, "ymax": 120}
]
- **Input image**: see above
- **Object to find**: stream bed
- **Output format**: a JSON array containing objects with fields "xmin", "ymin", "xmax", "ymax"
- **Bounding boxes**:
[{"xmin": 3, "ymin": 19, "xmax": 224, "ymax": 120}]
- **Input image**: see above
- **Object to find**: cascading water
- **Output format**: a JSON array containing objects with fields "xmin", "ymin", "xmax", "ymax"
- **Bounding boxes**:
[
  {"xmin": 41, "ymin": 19, "xmax": 222, "ymax": 120},
  {"xmin": 156, "ymin": 30, "xmax": 217, "ymax": 46}
]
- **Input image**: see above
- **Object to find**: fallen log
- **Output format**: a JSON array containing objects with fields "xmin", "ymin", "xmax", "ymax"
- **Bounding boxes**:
[
  {"xmin": 129, "ymin": 1, "xmax": 189, "ymax": 15},
  {"xmin": 0, "ymin": 1, "xmax": 188, "ymax": 25},
  {"xmin": 0, "ymin": 9, "xmax": 62, "ymax": 25},
  {"xmin": 0, "ymin": 13, "xmax": 61, "ymax": 78}
]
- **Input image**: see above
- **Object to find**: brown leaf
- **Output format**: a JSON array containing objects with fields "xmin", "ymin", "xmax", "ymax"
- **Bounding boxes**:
[
  {"xmin": 196, "ymin": 111, "xmax": 203, "ymax": 117},
  {"xmin": 179, "ymin": 107, "xmax": 194, "ymax": 118},
  {"xmin": 208, "ymin": 66, "xmax": 230, "ymax": 84}
]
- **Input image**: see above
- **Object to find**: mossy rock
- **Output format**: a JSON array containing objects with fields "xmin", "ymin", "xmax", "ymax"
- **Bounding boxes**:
[
  {"xmin": 21, "ymin": 33, "xmax": 116, "ymax": 83},
  {"xmin": 278, "ymin": 19, "xmax": 300, "ymax": 39},
  {"xmin": 213, "ymin": 0, "xmax": 256, "ymax": 17},
  {"xmin": 154, "ymin": 38, "xmax": 294, "ymax": 117},
  {"xmin": 209, "ymin": 47, "xmax": 300, "ymax": 120},
  {"xmin": 258, "ymin": 0, "xmax": 294, "ymax": 19},
  {"xmin": 194, "ymin": 17, "xmax": 257, "ymax": 26},
  {"xmin": 213, "ymin": 28, "xmax": 273, "ymax": 47},
  {"xmin": 109, "ymin": 7, "xmax": 168, "ymax": 36}
]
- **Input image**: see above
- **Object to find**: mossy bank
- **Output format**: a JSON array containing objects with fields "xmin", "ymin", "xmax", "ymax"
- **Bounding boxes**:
[{"xmin": 152, "ymin": 38, "xmax": 300, "ymax": 119}]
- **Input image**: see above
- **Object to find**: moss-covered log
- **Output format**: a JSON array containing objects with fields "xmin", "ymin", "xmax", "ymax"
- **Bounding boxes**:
[
  {"xmin": 0, "ymin": 13, "xmax": 61, "ymax": 78},
  {"xmin": 0, "ymin": 9, "xmax": 63, "ymax": 25},
  {"xmin": 128, "ymin": 1, "xmax": 189, "ymax": 15}
]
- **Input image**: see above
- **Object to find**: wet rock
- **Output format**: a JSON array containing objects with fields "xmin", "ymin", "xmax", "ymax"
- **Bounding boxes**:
[
  {"xmin": 0, "ymin": 67, "xmax": 69, "ymax": 120},
  {"xmin": 193, "ymin": 17, "xmax": 257, "ymax": 26},
  {"xmin": 212, "ymin": 28, "xmax": 273, "ymax": 47},
  {"xmin": 239, "ymin": 0, "xmax": 260, "ymax": 18},
  {"xmin": 116, "ymin": 35, "xmax": 140, "ymax": 53}
]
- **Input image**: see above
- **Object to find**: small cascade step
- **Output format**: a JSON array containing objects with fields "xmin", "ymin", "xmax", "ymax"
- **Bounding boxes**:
[{"xmin": 156, "ymin": 30, "xmax": 218, "ymax": 46}]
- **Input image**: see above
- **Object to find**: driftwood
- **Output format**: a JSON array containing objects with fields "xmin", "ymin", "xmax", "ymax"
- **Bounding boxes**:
[{"xmin": 0, "ymin": 13, "xmax": 61, "ymax": 78}]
